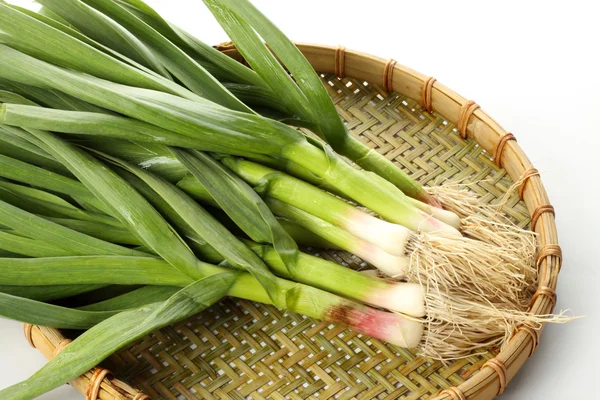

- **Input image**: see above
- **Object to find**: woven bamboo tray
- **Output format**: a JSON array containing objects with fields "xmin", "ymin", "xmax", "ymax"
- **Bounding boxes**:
[{"xmin": 22, "ymin": 44, "xmax": 561, "ymax": 400}]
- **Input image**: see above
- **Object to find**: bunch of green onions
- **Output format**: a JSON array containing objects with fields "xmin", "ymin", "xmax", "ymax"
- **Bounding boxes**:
[{"xmin": 0, "ymin": 0, "xmax": 557, "ymax": 398}]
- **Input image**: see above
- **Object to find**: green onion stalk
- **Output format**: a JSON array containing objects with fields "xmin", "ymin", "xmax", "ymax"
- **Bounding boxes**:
[
  {"xmin": 107, "ymin": 160, "xmax": 425, "ymax": 316},
  {"xmin": 94, "ymin": 139, "xmax": 532, "ymax": 304},
  {"xmin": 91, "ymin": 145, "xmax": 531, "ymax": 310},
  {"xmin": 4, "ymin": 124, "xmax": 527, "ymax": 301}
]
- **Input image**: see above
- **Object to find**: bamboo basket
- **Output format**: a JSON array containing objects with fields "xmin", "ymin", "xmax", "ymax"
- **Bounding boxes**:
[{"xmin": 22, "ymin": 44, "xmax": 561, "ymax": 400}]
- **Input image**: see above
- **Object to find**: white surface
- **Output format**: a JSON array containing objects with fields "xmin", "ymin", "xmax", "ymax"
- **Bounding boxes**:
[{"xmin": 1, "ymin": 0, "xmax": 598, "ymax": 398}]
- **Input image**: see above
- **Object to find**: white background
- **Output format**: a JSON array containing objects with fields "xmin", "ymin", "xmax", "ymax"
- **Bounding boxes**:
[{"xmin": 1, "ymin": 0, "xmax": 598, "ymax": 398}]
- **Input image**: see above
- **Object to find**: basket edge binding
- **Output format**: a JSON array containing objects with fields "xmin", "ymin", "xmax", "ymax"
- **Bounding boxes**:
[{"xmin": 21, "ymin": 43, "xmax": 562, "ymax": 400}]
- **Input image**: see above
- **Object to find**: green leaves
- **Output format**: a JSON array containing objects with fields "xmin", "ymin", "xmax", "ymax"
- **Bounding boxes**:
[
  {"xmin": 78, "ymin": 285, "xmax": 179, "ymax": 311},
  {"xmin": 0, "ymin": 46, "xmax": 304, "ymax": 157},
  {"xmin": 0, "ymin": 230, "xmax": 71, "ymax": 257},
  {"xmin": 0, "ymin": 3, "xmax": 183, "ymax": 96},
  {"xmin": 0, "ymin": 272, "xmax": 237, "ymax": 400},
  {"xmin": 114, "ymin": 0, "xmax": 265, "ymax": 87},
  {"xmin": 0, "ymin": 89, "xmax": 38, "ymax": 106},
  {"xmin": 203, "ymin": 0, "xmax": 344, "ymax": 144},
  {"xmin": 0, "ymin": 292, "xmax": 119, "ymax": 329},
  {"xmin": 0, "ymin": 152, "xmax": 105, "ymax": 211},
  {"xmin": 174, "ymin": 150, "xmax": 300, "ymax": 280},
  {"xmin": 0, "ymin": 103, "xmax": 226, "ymax": 151},
  {"xmin": 0, "ymin": 179, "xmax": 121, "ymax": 227},
  {"xmin": 98, "ymin": 152, "xmax": 282, "ymax": 304},
  {"xmin": 26, "ymin": 128, "xmax": 204, "ymax": 279},
  {"xmin": 0, "ymin": 256, "xmax": 193, "ymax": 287},
  {"xmin": 203, "ymin": 0, "xmax": 304, "ymax": 118},
  {"xmin": 0, "ymin": 199, "xmax": 142, "ymax": 256},
  {"xmin": 45, "ymin": 218, "xmax": 142, "ymax": 246},
  {"xmin": 37, "ymin": 0, "xmax": 171, "ymax": 78},
  {"xmin": 78, "ymin": 0, "xmax": 250, "ymax": 112}
]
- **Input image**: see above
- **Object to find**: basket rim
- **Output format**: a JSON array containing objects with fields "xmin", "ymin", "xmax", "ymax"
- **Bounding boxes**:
[{"xmin": 23, "ymin": 43, "xmax": 561, "ymax": 400}]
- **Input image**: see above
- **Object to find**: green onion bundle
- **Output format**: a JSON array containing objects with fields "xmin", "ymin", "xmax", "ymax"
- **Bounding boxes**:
[{"xmin": 0, "ymin": 1, "xmax": 567, "ymax": 398}]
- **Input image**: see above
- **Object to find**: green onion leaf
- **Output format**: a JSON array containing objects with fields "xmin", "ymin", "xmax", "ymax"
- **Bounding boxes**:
[
  {"xmin": 0, "ymin": 199, "xmax": 143, "ymax": 256},
  {"xmin": 0, "ymin": 180, "xmax": 122, "ymax": 227},
  {"xmin": 0, "ymin": 151, "xmax": 107, "ymax": 212},
  {"xmin": 77, "ymin": 285, "xmax": 179, "ymax": 311},
  {"xmin": 0, "ymin": 285, "xmax": 103, "ymax": 302},
  {"xmin": 78, "ymin": 0, "xmax": 251, "ymax": 112},
  {"xmin": 0, "ymin": 256, "xmax": 194, "ymax": 287},
  {"xmin": 0, "ymin": 292, "xmax": 119, "ymax": 329},
  {"xmin": 174, "ymin": 149, "xmax": 300, "ymax": 278},
  {"xmin": 0, "ymin": 3, "xmax": 189, "ymax": 97},
  {"xmin": 44, "ymin": 217, "xmax": 142, "ymax": 246},
  {"xmin": 0, "ymin": 229, "xmax": 71, "ymax": 257},
  {"xmin": 96, "ymin": 151, "xmax": 282, "ymax": 304},
  {"xmin": 25, "ymin": 128, "xmax": 204, "ymax": 279},
  {"xmin": 0, "ymin": 272, "xmax": 237, "ymax": 400},
  {"xmin": 38, "ymin": 0, "xmax": 171, "ymax": 78}
]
